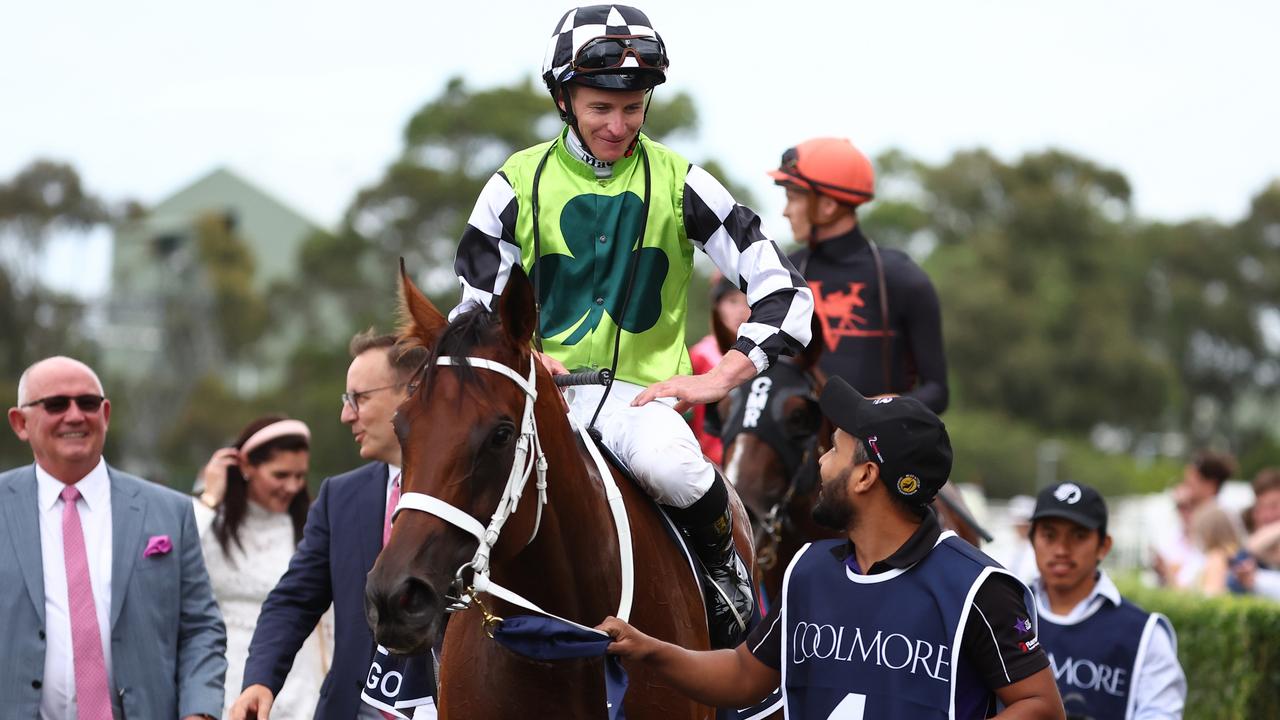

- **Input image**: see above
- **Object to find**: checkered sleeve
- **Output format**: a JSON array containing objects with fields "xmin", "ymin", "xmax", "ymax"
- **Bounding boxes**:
[
  {"xmin": 451, "ymin": 171, "xmax": 521, "ymax": 320},
  {"xmin": 683, "ymin": 164, "xmax": 813, "ymax": 372}
]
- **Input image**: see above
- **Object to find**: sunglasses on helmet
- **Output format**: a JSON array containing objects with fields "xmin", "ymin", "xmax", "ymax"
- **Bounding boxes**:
[
  {"xmin": 780, "ymin": 147, "xmax": 802, "ymax": 173},
  {"xmin": 21, "ymin": 394, "xmax": 106, "ymax": 414},
  {"xmin": 777, "ymin": 146, "xmax": 874, "ymax": 200},
  {"xmin": 573, "ymin": 35, "xmax": 668, "ymax": 73}
]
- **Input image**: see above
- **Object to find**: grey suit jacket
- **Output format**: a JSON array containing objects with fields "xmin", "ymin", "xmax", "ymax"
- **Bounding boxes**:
[{"xmin": 0, "ymin": 463, "xmax": 227, "ymax": 719}]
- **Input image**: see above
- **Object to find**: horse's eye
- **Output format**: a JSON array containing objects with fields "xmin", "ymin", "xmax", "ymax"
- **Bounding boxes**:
[
  {"xmin": 490, "ymin": 424, "xmax": 515, "ymax": 447},
  {"xmin": 785, "ymin": 406, "xmax": 820, "ymax": 438}
]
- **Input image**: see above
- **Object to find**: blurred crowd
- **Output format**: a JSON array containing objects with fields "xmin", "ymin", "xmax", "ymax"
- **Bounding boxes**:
[
  {"xmin": 1153, "ymin": 453, "xmax": 1280, "ymax": 600},
  {"xmin": 995, "ymin": 451, "xmax": 1280, "ymax": 603}
]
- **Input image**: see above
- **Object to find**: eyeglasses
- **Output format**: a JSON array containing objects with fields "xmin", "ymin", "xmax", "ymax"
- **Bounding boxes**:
[
  {"xmin": 573, "ymin": 35, "xmax": 668, "ymax": 74},
  {"xmin": 341, "ymin": 383, "xmax": 406, "ymax": 413},
  {"xmin": 21, "ymin": 394, "xmax": 106, "ymax": 414}
]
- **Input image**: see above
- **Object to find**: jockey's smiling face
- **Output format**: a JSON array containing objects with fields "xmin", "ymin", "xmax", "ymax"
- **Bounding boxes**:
[{"xmin": 561, "ymin": 85, "xmax": 647, "ymax": 162}]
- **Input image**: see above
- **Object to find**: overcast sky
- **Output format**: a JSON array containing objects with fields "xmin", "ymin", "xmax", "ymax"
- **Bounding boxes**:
[{"xmin": 5, "ymin": 0, "xmax": 1278, "ymax": 296}]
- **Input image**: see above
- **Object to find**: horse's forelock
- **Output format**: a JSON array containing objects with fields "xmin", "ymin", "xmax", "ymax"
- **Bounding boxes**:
[{"xmin": 421, "ymin": 307, "xmax": 515, "ymax": 393}]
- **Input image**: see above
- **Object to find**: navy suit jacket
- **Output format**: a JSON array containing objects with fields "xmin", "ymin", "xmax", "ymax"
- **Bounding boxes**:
[{"xmin": 243, "ymin": 461, "xmax": 388, "ymax": 720}]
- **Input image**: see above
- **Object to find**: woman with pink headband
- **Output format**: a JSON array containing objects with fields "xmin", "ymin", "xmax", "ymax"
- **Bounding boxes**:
[{"xmin": 194, "ymin": 415, "xmax": 326, "ymax": 720}]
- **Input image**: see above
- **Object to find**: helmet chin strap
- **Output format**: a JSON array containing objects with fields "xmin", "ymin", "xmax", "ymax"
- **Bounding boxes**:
[
  {"xmin": 806, "ymin": 192, "xmax": 824, "ymax": 249},
  {"xmin": 561, "ymin": 83, "xmax": 584, "ymax": 148}
]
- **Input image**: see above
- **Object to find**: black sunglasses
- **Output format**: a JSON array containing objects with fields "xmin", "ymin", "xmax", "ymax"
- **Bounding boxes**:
[
  {"xmin": 21, "ymin": 394, "xmax": 106, "ymax": 414},
  {"xmin": 573, "ymin": 35, "xmax": 668, "ymax": 73}
]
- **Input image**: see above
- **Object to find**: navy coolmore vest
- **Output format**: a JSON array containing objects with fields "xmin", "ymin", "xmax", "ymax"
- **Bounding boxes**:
[
  {"xmin": 1038, "ymin": 597, "xmax": 1174, "ymax": 720},
  {"xmin": 781, "ymin": 533, "xmax": 1032, "ymax": 720}
]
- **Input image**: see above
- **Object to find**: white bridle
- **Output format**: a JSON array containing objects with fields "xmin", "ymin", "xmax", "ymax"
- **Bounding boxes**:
[{"xmin": 393, "ymin": 354, "xmax": 634, "ymax": 629}]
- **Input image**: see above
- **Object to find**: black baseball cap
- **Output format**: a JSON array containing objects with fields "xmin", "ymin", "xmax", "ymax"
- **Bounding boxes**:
[
  {"xmin": 1031, "ymin": 482, "xmax": 1108, "ymax": 532},
  {"xmin": 818, "ymin": 377, "xmax": 952, "ymax": 505}
]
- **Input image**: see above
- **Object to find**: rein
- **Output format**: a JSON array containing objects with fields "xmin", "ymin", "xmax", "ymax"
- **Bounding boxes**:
[{"xmin": 394, "ymin": 353, "xmax": 635, "ymax": 634}]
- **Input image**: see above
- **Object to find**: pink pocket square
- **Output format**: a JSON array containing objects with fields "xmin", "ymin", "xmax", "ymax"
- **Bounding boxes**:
[{"xmin": 143, "ymin": 535, "xmax": 173, "ymax": 558}]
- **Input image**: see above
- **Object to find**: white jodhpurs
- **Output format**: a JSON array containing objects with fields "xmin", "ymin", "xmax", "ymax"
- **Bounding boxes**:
[{"xmin": 563, "ymin": 379, "xmax": 715, "ymax": 509}]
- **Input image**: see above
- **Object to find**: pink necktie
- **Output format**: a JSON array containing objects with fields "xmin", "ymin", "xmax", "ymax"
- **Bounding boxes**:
[
  {"xmin": 61, "ymin": 485, "xmax": 114, "ymax": 720},
  {"xmin": 383, "ymin": 472, "xmax": 401, "ymax": 548}
]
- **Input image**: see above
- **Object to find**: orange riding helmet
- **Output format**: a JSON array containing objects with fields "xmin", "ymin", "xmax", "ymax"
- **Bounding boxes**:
[{"xmin": 768, "ymin": 137, "xmax": 875, "ymax": 207}]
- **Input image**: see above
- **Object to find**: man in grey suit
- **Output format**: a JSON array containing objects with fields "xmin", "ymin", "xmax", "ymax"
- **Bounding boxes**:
[{"xmin": 1, "ymin": 356, "xmax": 227, "ymax": 719}]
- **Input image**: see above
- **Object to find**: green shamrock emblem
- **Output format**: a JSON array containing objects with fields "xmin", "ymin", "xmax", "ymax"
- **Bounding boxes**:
[{"xmin": 534, "ymin": 191, "xmax": 669, "ymax": 345}]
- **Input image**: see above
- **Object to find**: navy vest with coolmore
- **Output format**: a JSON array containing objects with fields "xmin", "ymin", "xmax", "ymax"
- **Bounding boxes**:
[
  {"xmin": 1038, "ymin": 599, "xmax": 1173, "ymax": 720},
  {"xmin": 780, "ymin": 533, "xmax": 1030, "ymax": 719}
]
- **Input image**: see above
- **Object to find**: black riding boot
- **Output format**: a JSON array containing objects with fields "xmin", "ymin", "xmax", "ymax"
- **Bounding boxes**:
[{"xmin": 667, "ymin": 475, "xmax": 754, "ymax": 649}]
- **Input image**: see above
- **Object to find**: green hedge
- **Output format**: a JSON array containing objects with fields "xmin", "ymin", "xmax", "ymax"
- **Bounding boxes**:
[{"xmin": 1116, "ymin": 582, "xmax": 1280, "ymax": 719}]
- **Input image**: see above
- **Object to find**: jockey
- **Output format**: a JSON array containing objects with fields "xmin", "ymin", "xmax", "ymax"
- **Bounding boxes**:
[{"xmin": 449, "ymin": 4, "xmax": 814, "ymax": 647}]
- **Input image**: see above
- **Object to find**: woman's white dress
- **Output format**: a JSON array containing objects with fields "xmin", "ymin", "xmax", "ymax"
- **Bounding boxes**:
[{"xmin": 195, "ymin": 500, "xmax": 328, "ymax": 720}]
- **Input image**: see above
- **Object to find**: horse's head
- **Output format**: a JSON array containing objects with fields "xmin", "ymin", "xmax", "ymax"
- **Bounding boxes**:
[
  {"xmin": 718, "ymin": 312, "xmax": 826, "ymax": 524},
  {"xmin": 365, "ymin": 264, "xmax": 544, "ymax": 654}
]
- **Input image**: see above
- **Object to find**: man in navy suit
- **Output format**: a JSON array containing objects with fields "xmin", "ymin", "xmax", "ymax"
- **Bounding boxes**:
[
  {"xmin": 231, "ymin": 331, "xmax": 429, "ymax": 720},
  {"xmin": 1, "ymin": 356, "xmax": 226, "ymax": 720}
]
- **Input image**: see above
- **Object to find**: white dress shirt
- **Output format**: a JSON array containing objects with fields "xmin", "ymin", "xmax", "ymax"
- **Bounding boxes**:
[
  {"xmin": 36, "ymin": 458, "xmax": 114, "ymax": 720},
  {"xmin": 1033, "ymin": 570, "xmax": 1187, "ymax": 720}
]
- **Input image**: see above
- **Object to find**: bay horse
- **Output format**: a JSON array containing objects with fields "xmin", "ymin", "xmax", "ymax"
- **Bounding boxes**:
[
  {"xmin": 714, "ymin": 314, "xmax": 990, "ymax": 607},
  {"xmin": 365, "ymin": 265, "xmax": 754, "ymax": 719}
]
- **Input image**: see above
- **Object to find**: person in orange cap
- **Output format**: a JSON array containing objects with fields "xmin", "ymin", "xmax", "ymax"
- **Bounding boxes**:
[{"xmin": 770, "ymin": 138, "xmax": 949, "ymax": 413}]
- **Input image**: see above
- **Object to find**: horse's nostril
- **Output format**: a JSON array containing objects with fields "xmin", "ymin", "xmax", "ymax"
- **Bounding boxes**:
[{"xmin": 398, "ymin": 576, "xmax": 436, "ymax": 616}]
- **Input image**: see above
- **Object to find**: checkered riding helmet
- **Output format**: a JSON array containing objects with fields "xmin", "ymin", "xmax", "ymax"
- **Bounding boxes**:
[{"xmin": 541, "ymin": 5, "xmax": 669, "ymax": 98}]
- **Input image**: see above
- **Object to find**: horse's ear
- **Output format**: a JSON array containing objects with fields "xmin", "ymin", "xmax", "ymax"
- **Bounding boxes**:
[
  {"xmin": 795, "ymin": 311, "xmax": 825, "ymax": 372},
  {"xmin": 397, "ymin": 259, "xmax": 447, "ymax": 350},
  {"xmin": 498, "ymin": 265, "xmax": 537, "ymax": 345}
]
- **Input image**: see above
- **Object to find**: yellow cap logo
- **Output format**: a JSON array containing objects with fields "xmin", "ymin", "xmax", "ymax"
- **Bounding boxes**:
[{"xmin": 897, "ymin": 474, "xmax": 920, "ymax": 496}]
